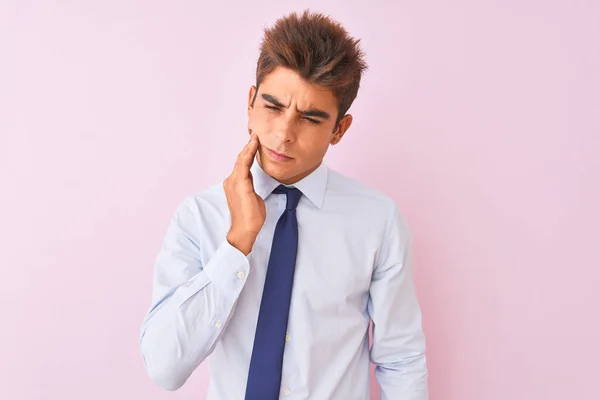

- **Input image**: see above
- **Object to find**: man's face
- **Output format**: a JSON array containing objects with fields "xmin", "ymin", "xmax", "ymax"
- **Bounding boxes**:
[{"xmin": 247, "ymin": 66, "xmax": 352, "ymax": 185}]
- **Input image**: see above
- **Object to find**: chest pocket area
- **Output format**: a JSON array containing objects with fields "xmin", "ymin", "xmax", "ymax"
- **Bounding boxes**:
[{"xmin": 294, "ymin": 248, "xmax": 372, "ymax": 316}]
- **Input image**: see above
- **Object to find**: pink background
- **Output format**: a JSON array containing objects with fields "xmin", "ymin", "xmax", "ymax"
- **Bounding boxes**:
[{"xmin": 2, "ymin": 1, "xmax": 599, "ymax": 399}]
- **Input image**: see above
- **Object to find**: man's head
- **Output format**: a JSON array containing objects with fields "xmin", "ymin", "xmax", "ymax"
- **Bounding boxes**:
[{"xmin": 247, "ymin": 10, "xmax": 367, "ymax": 184}]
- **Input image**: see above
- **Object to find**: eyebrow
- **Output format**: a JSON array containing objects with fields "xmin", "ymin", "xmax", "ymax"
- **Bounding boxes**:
[{"xmin": 261, "ymin": 93, "xmax": 331, "ymax": 120}]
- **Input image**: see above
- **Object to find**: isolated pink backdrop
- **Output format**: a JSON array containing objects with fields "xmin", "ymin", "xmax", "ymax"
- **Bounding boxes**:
[{"xmin": 1, "ymin": 1, "xmax": 599, "ymax": 399}]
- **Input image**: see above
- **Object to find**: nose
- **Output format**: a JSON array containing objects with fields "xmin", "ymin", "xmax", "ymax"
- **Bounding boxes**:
[{"xmin": 272, "ymin": 114, "xmax": 296, "ymax": 143}]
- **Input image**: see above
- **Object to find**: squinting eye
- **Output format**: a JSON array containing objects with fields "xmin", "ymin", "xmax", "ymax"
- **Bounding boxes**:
[
  {"xmin": 303, "ymin": 117, "xmax": 320, "ymax": 125},
  {"xmin": 264, "ymin": 105, "xmax": 280, "ymax": 111}
]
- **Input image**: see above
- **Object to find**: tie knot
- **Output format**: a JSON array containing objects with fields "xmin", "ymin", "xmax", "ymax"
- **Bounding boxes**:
[{"xmin": 272, "ymin": 185, "xmax": 302, "ymax": 211}]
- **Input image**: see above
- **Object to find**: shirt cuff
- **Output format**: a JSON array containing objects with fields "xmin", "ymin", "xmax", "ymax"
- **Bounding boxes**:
[{"xmin": 203, "ymin": 238, "xmax": 251, "ymax": 291}]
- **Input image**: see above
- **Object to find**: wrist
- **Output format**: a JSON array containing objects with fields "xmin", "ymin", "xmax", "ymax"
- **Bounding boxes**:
[{"xmin": 227, "ymin": 230, "xmax": 256, "ymax": 255}]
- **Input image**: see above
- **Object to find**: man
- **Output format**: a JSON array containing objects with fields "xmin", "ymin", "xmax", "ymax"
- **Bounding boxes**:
[{"xmin": 140, "ymin": 10, "xmax": 428, "ymax": 400}]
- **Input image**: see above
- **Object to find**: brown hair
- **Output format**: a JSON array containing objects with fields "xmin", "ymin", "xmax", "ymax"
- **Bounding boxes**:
[{"xmin": 253, "ymin": 10, "xmax": 368, "ymax": 125}]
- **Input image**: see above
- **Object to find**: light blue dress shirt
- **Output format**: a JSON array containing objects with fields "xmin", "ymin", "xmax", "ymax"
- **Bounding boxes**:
[{"xmin": 139, "ymin": 160, "xmax": 429, "ymax": 399}]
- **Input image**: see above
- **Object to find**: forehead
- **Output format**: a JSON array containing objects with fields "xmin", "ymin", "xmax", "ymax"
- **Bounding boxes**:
[{"xmin": 258, "ymin": 66, "xmax": 337, "ymax": 111}]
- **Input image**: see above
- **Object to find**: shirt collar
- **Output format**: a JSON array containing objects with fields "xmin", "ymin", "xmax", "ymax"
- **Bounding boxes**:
[{"xmin": 251, "ymin": 158, "xmax": 328, "ymax": 209}]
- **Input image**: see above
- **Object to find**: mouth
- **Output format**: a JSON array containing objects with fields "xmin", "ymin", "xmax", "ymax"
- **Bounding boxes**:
[{"xmin": 264, "ymin": 147, "xmax": 293, "ymax": 162}]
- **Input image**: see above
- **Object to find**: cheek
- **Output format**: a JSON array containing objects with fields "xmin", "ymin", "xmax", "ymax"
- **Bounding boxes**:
[
  {"xmin": 296, "ymin": 134, "xmax": 330, "ymax": 157},
  {"xmin": 255, "ymin": 129, "xmax": 271, "ymax": 146},
  {"xmin": 249, "ymin": 109, "xmax": 275, "ymax": 134}
]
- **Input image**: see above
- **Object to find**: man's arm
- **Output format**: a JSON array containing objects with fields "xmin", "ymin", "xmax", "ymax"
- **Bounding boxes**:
[
  {"xmin": 368, "ymin": 201, "xmax": 429, "ymax": 400},
  {"xmin": 140, "ymin": 133, "xmax": 265, "ymax": 391},
  {"xmin": 139, "ymin": 196, "xmax": 250, "ymax": 391}
]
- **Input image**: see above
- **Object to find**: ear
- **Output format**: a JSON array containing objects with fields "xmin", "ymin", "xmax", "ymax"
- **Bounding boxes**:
[
  {"xmin": 247, "ymin": 86, "xmax": 258, "ymax": 135},
  {"xmin": 330, "ymin": 114, "xmax": 353, "ymax": 145},
  {"xmin": 248, "ymin": 85, "xmax": 257, "ymax": 116}
]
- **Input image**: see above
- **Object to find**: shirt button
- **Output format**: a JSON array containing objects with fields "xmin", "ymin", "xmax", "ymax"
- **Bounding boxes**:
[
  {"xmin": 236, "ymin": 271, "xmax": 245, "ymax": 279},
  {"xmin": 215, "ymin": 321, "xmax": 222, "ymax": 328},
  {"xmin": 283, "ymin": 388, "xmax": 291, "ymax": 396},
  {"xmin": 285, "ymin": 334, "xmax": 291, "ymax": 342}
]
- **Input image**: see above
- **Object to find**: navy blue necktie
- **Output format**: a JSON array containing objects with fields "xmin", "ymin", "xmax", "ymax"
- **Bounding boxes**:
[{"xmin": 245, "ymin": 185, "xmax": 303, "ymax": 400}]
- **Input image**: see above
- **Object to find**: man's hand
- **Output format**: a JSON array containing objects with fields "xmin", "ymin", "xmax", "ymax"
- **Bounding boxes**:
[{"xmin": 224, "ymin": 133, "xmax": 266, "ymax": 255}]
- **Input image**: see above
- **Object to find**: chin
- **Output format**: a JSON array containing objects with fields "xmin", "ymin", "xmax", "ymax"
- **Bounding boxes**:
[
  {"xmin": 257, "ymin": 156, "xmax": 292, "ymax": 182},
  {"xmin": 262, "ymin": 160, "xmax": 293, "ymax": 181}
]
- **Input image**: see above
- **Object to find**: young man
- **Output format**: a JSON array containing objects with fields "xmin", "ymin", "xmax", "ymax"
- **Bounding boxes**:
[{"xmin": 140, "ymin": 10, "xmax": 429, "ymax": 400}]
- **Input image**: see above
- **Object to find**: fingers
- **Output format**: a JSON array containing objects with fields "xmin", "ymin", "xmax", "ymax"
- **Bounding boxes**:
[{"xmin": 233, "ymin": 133, "xmax": 259, "ymax": 177}]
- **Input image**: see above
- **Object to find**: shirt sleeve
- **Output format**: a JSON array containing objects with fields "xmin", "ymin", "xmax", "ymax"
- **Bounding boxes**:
[
  {"xmin": 368, "ymin": 200, "xmax": 429, "ymax": 400},
  {"xmin": 139, "ymin": 196, "xmax": 251, "ymax": 391}
]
